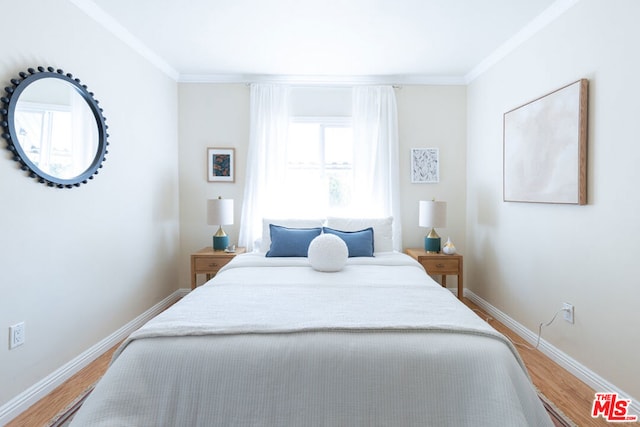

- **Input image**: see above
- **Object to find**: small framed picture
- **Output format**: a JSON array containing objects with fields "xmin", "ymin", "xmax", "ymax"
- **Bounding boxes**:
[
  {"xmin": 411, "ymin": 148, "xmax": 439, "ymax": 183},
  {"xmin": 207, "ymin": 147, "xmax": 235, "ymax": 182}
]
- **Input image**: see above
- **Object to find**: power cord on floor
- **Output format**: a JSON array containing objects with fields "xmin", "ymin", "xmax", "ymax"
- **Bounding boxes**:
[
  {"xmin": 531, "ymin": 309, "xmax": 565, "ymax": 350},
  {"xmin": 473, "ymin": 308, "xmax": 566, "ymax": 351}
]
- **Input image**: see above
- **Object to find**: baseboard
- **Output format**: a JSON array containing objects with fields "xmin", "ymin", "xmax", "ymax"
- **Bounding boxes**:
[
  {"xmin": 0, "ymin": 288, "xmax": 190, "ymax": 426},
  {"xmin": 465, "ymin": 289, "xmax": 640, "ymax": 416}
]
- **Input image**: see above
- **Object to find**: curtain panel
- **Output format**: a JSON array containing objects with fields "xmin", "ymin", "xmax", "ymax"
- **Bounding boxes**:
[
  {"xmin": 238, "ymin": 84, "xmax": 291, "ymax": 250},
  {"xmin": 352, "ymin": 86, "xmax": 402, "ymax": 250}
]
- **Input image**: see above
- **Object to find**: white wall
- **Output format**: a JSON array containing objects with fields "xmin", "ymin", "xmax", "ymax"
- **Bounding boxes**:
[
  {"xmin": 466, "ymin": 0, "xmax": 639, "ymax": 401},
  {"xmin": 177, "ymin": 84, "xmax": 250, "ymax": 288},
  {"xmin": 177, "ymin": 84, "xmax": 468, "ymax": 289},
  {"xmin": 397, "ymin": 86, "xmax": 467, "ymax": 256},
  {"xmin": 0, "ymin": 0, "xmax": 180, "ymax": 406}
]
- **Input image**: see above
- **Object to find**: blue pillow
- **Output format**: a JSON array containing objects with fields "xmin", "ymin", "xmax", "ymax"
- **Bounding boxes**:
[
  {"xmin": 266, "ymin": 224, "xmax": 322, "ymax": 257},
  {"xmin": 322, "ymin": 227, "xmax": 374, "ymax": 257}
]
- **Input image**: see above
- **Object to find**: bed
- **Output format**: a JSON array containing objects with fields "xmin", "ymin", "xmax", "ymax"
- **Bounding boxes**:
[{"xmin": 71, "ymin": 219, "xmax": 552, "ymax": 426}]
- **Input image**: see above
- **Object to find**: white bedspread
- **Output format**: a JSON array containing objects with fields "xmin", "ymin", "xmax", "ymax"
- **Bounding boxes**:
[{"xmin": 72, "ymin": 252, "xmax": 552, "ymax": 426}]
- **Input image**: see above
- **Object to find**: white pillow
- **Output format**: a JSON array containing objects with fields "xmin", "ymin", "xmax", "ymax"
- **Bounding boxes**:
[
  {"xmin": 325, "ymin": 217, "xmax": 393, "ymax": 253},
  {"xmin": 260, "ymin": 218, "xmax": 325, "ymax": 253},
  {"xmin": 308, "ymin": 234, "xmax": 348, "ymax": 272}
]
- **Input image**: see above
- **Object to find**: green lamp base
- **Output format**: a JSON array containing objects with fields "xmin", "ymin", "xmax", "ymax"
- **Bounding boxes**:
[
  {"xmin": 424, "ymin": 236, "xmax": 441, "ymax": 253},
  {"xmin": 213, "ymin": 235, "xmax": 229, "ymax": 251}
]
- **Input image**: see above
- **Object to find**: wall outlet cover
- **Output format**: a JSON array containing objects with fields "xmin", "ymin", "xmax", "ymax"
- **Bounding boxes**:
[{"xmin": 9, "ymin": 322, "xmax": 25, "ymax": 349}]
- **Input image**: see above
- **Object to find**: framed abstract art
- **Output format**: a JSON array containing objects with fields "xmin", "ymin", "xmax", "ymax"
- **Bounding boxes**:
[
  {"xmin": 207, "ymin": 147, "xmax": 235, "ymax": 182},
  {"xmin": 411, "ymin": 148, "xmax": 439, "ymax": 183},
  {"xmin": 503, "ymin": 79, "xmax": 588, "ymax": 204}
]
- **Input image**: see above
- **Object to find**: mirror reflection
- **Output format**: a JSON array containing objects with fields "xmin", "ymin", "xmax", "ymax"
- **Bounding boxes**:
[
  {"xmin": 14, "ymin": 78, "xmax": 99, "ymax": 179},
  {"xmin": 1, "ymin": 66, "xmax": 108, "ymax": 188}
]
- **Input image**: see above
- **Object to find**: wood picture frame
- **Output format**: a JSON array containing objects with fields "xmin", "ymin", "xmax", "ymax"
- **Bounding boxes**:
[
  {"xmin": 411, "ymin": 148, "xmax": 439, "ymax": 183},
  {"xmin": 207, "ymin": 147, "xmax": 235, "ymax": 182},
  {"xmin": 503, "ymin": 79, "xmax": 588, "ymax": 204}
]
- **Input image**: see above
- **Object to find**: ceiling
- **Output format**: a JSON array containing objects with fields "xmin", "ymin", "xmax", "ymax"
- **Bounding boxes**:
[{"xmin": 75, "ymin": 0, "xmax": 573, "ymax": 84}]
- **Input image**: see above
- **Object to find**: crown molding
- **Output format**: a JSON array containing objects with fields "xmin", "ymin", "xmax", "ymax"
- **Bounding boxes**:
[
  {"xmin": 465, "ymin": 0, "xmax": 581, "ymax": 83},
  {"xmin": 178, "ymin": 73, "xmax": 466, "ymax": 86},
  {"xmin": 71, "ymin": 0, "xmax": 579, "ymax": 86},
  {"xmin": 68, "ymin": 0, "xmax": 180, "ymax": 80}
]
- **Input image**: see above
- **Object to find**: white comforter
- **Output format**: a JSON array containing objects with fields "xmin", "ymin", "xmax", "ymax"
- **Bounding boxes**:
[{"xmin": 72, "ymin": 252, "xmax": 552, "ymax": 426}]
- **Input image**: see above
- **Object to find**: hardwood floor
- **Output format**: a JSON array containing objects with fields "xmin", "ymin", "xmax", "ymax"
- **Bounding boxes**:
[
  {"xmin": 5, "ymin": 344, "xmax": 119, "ymax": 427},
  {"xmin": 464, "ymin": 298, "xmax": 608, "ymax": 427},
  {"xmin": 7, "ymin": 298, "xmax": 607, "ymax": 426}
]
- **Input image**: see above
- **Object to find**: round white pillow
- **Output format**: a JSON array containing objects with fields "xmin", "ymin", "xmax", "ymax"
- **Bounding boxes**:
[{"xmin": 308, "ymin": 233, "xmax": 348, "ymax": 272}]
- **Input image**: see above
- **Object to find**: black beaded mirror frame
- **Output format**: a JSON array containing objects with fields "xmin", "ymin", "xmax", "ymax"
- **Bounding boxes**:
[{"xmin": 0, "ymin": 66, "xmax": 109, "ymax": 188}]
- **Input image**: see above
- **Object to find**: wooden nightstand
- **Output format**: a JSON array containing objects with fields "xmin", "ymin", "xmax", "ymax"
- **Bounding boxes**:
[
  {"xmin": 190, "ymin": 247, "xmax": 246, "ymax": 289},
  {"xmin": 405, "ymin": 248, "xmax": 463, "ymax": 300}
]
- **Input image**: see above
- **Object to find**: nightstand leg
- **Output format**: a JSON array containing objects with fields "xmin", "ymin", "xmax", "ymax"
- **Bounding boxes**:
[{"xmin": 441, "ymin": 275, "xmax": 447, "ymax": 288}]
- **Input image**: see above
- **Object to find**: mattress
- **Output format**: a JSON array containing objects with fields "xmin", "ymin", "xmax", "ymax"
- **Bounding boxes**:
[{"xmin": 71, "ymin": 252, "xmax": 552, "ymax": 426}]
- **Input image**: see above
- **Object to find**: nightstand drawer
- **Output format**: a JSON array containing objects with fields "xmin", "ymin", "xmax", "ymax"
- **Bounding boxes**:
[
  {"xmin": 193, "ymin": 257, "xmax": 230, "ymax": 272},
  {"xmin": 191, "ymin": 247, "xmax": 246, "ymax": 289},
  {"xmin": 405, "ymin": 248, "xmax": 463, "ymax": 300},
  {"xmin": 420, "ymin": 258, "xmax": 460, "ymax": 274}
]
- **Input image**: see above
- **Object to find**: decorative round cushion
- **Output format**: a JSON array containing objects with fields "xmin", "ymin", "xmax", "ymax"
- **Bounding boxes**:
[{"xmin": 308, "ymin": 233, "xmax": 348, "ymax": 272}]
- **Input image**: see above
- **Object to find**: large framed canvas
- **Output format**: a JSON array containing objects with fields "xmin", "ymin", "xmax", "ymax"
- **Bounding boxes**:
[
  {"xmin": 411, "ymin": 148, "xmax": 439, "ymax": 183},
  {"xmin": 503, "ymin": 79, "xmax": 588, "ymax": 204},
  {"xmin": 207, "ymin": 147, "xmax": 235, "ymax": 182}
]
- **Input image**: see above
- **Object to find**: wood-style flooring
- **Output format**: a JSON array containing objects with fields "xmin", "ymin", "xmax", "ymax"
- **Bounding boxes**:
[
  {"xmin": 5, "ymin": 344, "xmax": 119, "ymax": 427},
  {"xmin": 7, "ymin": 297, "xmax": 607, "ymax": 426},
  {"xmin": 465, "ymin": 299, "xmax": 607, "ymax": 427}
]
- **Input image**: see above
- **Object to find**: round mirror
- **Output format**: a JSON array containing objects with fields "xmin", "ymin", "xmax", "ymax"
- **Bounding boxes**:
[{"xmin": 1, "ymin": 66, "xmax": 108, "ymax": 188}]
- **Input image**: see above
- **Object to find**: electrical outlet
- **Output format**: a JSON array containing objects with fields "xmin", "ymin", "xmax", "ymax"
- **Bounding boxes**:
[
  {"xmin": 562, "ymin": 303, "xmax": 574, "ymax": 324},
  {"xmin": 9, "ymin": 322, "xmax": 25, "ymax": 349}
]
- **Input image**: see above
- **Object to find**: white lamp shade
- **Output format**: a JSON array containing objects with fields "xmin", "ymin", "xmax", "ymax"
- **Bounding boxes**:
[
  {"xmin": 207, "ymin": 198, "xmax": 234, "ymax": 226},
  {"xmin": 419, "ymin": 200, "xmax": 447, "ymax": 228}
]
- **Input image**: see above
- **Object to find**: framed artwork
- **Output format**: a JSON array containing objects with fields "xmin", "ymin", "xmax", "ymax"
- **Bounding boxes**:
[
  {"xmin": 411, "ymin": 148, "xmax": 439, "ymax": 183},
  {"xmin": 207, "ymin": 147, "xmax": 235, "ymax": 182},
  {"xmin": 503, "ymin": 79, "xmax": 588, "ymax": 204}
]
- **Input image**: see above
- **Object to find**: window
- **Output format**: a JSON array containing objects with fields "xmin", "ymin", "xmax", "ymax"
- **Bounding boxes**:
[
  {"xmin": 286, "ymin": 117, "xmax": 353, "ymax": 217},
  {"xmin": 16, "ymin": 103, "xmax": 74, "ymax": 177},
  {"xmin": 240, "ymin": 84, "xmax": 401, "ymax": 251}
]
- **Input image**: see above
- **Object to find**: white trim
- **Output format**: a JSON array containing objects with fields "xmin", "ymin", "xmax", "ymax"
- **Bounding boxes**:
[
  {"xmin": 464, "ymin": 289, "xmax": 640, "ymax": 417},
  {"xmin": 178, "ymin": 73, "xmax": 466, "ymax": 86},
  {"xmin": 465, "ymin": 0, "xmax": 581, "ymax": 83},
  {"xmin": 0, "ymin": 288, "xmax": 190, "ymax": 426},
  {"xmin": 68, "ymin": 0, "xmax": 180, "ymax": 80}
]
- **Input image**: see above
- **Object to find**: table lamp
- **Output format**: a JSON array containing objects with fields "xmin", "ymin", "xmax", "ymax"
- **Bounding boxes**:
[
  {"xmin": 207, "ymin": 197, "xmax": 233, "ymax": 251},
  {"xmin": 419, "ymin": 200, "xmax": 447, "ymax": 253}
]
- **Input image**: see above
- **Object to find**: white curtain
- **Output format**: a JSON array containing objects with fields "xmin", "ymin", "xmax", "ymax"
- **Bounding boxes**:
[
  {"xmin": 239, "ymin": 84, "xmax": 291, "ymax": 250},
  {"xmin": 352, "ymin": 86, "xmax": 402, "ymax": 250},
  {"xmin": 70, "ymin": 91, "xmax": 99, "ymax": 178}
]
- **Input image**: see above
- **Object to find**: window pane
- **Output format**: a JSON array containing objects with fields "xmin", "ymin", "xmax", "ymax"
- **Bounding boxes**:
[
  {"xmin": 325, "ymin": 126, "xmax": 353, "ymax": 165},
  {"xmin": 14, "ymin": 111, "xmax": 44, "ymax": 165},
  {"xmin": 327, "ymin": 169, "xmax": 352, "ymax": 212},
  {"xmin": 284, "ymin": 168, "xmax": 327, "ymax": 216},
  {"xmin": 288, "ymin": 122, "xmax": 320, "ymax": 166},
  {"xmin": 286, "ymin": 119, "xmax": 354, "ymax": 217}
]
